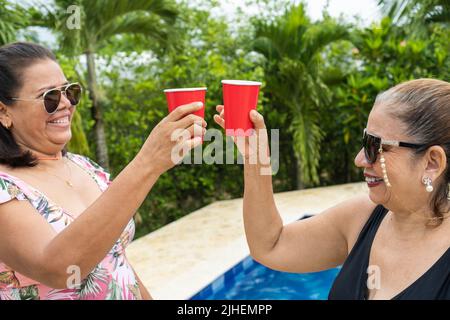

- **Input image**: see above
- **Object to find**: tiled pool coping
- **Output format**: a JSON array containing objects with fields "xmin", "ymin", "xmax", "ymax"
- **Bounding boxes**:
[{"xmin": 125, "ymin": 182, "xmax": 368, "ymax": 300}]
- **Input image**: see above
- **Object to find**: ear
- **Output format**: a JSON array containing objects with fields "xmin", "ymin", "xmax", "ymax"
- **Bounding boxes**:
[
  {"xmin": 0, "ymin": 102, "xmax": 12, "ymax": 129},
  {"xmin": 423, "ymin": 146, "xmax": 447, "ymax": 181}
]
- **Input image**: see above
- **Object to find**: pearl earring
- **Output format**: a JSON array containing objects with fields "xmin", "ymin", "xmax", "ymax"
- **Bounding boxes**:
[
  {"xmin": 379, "ymin": 147, "xmax": 391, "ymax": 187},
  {"xmin": 422, "ymin": 177, "xmax": 433, "ymax": 193}
]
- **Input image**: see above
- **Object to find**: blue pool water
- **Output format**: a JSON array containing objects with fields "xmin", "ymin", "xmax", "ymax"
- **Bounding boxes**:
[{"xmin": 190, "ymin": 255, "xmax": 341, "ymax": 300}]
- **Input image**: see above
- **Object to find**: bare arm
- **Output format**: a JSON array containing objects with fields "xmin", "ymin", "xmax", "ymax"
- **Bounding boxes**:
[
  {"xmin": 214, "ymin": 105, "xmax": 375, "ymax": 273},
  {"xmin": 132, "ymin": 266, "xmax": 153, "ymax": 300},
  {"xmin": 0, "ymin": 157, "xmax": 159, "ymax": 288},
  {"xmin": 136, "ymin": 276, "xmax": 153, "ymax": 300},
  {"xmin": 0, "ymin": 102, "xmax": 206, "ymax": 289},
  {"xmin": 244, "ymin": 163, "xmax": 374, "ymax": 273}
]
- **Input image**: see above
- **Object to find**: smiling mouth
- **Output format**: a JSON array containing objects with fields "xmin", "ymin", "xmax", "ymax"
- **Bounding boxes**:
[
  {"xmin": 48, "ymin": 116, "xmax": 70, "ymax": 125},
  {"xmin": 365, "ymin": 176, "xmax": 384, "ymax": 183}
]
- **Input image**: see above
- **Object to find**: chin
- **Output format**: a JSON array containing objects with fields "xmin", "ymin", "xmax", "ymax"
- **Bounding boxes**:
[
  {"xmin": 51, "ymin": 132, "xmax": 72, "ymax": 146},
  {"xmin": 368, "ymin": 189, "xmax": 390, "ymax": 207}
]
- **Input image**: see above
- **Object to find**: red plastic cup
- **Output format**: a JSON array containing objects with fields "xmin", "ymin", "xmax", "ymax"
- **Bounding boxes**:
[
  {"xmin": 164, "ymin": 87, "xmax": 207, "ymax": 143},
  {"xmin": 221, "ymin": 80, "xmax": 261, "ymax": 136},
  {"xmin": 164, "ymin": 87, "xmax": 207, "ymax": 118}
]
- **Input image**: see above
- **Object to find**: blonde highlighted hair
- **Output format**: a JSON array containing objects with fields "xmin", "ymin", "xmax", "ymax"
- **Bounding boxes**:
[{"xmin": 375, "ymin": 79, "xmax": 450, "ymax": 224}]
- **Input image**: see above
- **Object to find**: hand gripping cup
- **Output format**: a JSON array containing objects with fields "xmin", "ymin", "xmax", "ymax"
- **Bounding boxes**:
[
  {"xmin": 221, "ymin": 80, "xmax": 261, "ymax": 136},
  {"xmin": 164, "ymin": 87, "xmax": 207, "ymax": 142}
]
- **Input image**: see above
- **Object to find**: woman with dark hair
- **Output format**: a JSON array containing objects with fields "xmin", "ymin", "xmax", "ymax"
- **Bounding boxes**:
[
  {"xmin": 214, "ymin": 78, "xmax": 450, "ymax": 299},
  {"xmin": 0, "ymin": 42, "xmax": 206, "ymax": 300}
]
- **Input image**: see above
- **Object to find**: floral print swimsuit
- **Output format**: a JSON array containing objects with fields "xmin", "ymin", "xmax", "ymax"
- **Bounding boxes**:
[{"xmin": 0, "ymin": 153, "xmax": 140, "ymax": 300}]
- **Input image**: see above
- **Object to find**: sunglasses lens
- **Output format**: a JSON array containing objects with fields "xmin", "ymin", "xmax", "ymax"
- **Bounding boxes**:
[
  {"xmin": 44, "ymin": 90, "xmax": 61, "ymax": 114},
  {"xmin": 363, "ymin": 132, "xmax": 379, "ymax": 164},
  {"xmin": 66, "ymin": 84, "xmax": 81, "ymax": 106}
]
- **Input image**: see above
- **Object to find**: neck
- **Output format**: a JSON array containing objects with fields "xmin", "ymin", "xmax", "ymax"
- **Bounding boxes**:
[
  {"xmin": 15, "ymin": 142, "xmax": 64, "ymax": 160},
  {"xmin": 387, "ymin": 203, "xmax": 439, "ymax": 241},
  {"xmin": 36, "ymin": 153, "xmax": 63, "ymax": 160},
  {"xmin": 27, "ymin": 148, "xmax": 64, "ymax": 161}
]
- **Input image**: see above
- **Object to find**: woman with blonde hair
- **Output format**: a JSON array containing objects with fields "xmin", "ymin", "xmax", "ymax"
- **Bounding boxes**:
[{"xmin": 214, "ymin": 78, "xmax": 450, "ymax": 300}]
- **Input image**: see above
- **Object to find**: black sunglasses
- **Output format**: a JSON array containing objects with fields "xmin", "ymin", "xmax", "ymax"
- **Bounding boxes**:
[
  {"xmin": 362, "ymin": 128, "xmax": 426, "ymax": 164},
  {"xmin": 9, "ymin": 83, "xmax": 82, "ymax": 114}
]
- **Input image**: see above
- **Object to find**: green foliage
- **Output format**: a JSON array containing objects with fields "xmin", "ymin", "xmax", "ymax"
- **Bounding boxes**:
[
  {"xmin": 2, "ymin": 0, "xmax": 449, "ymax": 239},
  {"xmin": 379, "ymin": 0, "xmax": 450, "ymax": 26},
  {"xmin": 319, "ymin": 17, "xmax": 449, "ymax": 185},
  {"xmin": 100, "ymin": 1, "xmax": 264, "ymax": 237},
  {"xmin": 31, "ymin": 0, "xmax": 178, "ymax": 55},
  {"xmin": 0, "ymin": 0, "xmax": 27, "ymax": 45},
  {"xmin": 253, "ymin": 3, "xmax": 350, "ymax": 187}
]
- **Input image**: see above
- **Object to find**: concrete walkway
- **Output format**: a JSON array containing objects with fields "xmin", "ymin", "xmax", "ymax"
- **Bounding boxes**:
[{"xmin": 126, "ymin": 182, "xmax": 368, "ymax": 300}]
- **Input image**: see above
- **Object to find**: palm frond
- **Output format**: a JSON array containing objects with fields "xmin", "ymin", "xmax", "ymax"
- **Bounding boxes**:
[
  {"xmin": 378, "ymin": 0, "xmax": 412, "ymax": 22},
  {"xmin": 291, "ymin": 112, "xmax": 324, "ymax": 185},
  {"xmin": 378, "ymin": 0, "xmax": 450, "ymax": 27},
  {"xmin": 83, "ymin": 0, "xmax": 177, "ymax": 32},
  {"xmin": 251, "ymin": 3, "xmax": 346, "ymax": 186},
  {"xmin": 300, "ymin": 21, "xmax": 350, "ymax": 60},
  {"xmin": 33, "ymin": 0, "xmax": 178, "ymax": 54},
  {"xmin": 95, "ymin": 12, "xmax": 169, "ymax": 46},
  {"xmin": 425, "ymin": 4, "xmax": 450, "ymax": 25},
  {"xmin": 254, "ymin": 3, "xmax": 310, "ymax": 61},
  {"xmin": 28, "ymin": 0, "xmax": 84, "ymax": 54},
  {"xmin": 0, "ymin": 0, "xmax": 27, "ymax": 45},
  {"xmin": 252, "ymin": 33, "xmax": 279, "ymax": 62}
]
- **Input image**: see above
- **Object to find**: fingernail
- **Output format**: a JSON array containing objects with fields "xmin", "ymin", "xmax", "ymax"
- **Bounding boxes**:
[{"xmin": 196, "ymin": 102, "xmax": 203, "ymax": 107}]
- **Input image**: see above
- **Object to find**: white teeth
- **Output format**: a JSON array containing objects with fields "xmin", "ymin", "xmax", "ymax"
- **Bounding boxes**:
[
  {"xmin": 365, "ymin": 177, "xmax": 383, "ymax": 183},
  {"xmin": 49, "ymin": 116, "xmax": 69, "ymax": 124}
]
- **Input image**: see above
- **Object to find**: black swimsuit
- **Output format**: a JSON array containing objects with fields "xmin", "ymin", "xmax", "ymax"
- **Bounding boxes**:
[{"xmin": 328, "ymin": 205, "xmax": 450, "ymax": 300}]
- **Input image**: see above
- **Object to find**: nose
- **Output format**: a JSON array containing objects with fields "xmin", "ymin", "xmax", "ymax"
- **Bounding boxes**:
[
  {"xmin": 57, "ymin": 91, "xmax": 72, "ymax": 110},
  {"xmin": 354, "ymin": 147, "xmax": 371, "ymax": 168}
]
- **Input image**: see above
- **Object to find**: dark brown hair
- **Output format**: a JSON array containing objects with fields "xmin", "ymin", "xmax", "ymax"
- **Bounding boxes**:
[
  {"xmin": 376, "ymin": 78, "xmax": 450, "ymax": 225},
  {"xmin": 0, "ymin": 42, "xmax": 57, "ymax": 167}
]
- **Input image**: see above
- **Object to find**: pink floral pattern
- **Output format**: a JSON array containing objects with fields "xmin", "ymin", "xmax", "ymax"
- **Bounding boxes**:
[{"xmin": 0, "ymin": 153, "xmax": 139, "ymax": 300}]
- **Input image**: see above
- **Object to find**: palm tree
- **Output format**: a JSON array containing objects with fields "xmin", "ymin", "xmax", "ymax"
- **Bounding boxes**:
[
  {"xmin": 378, "ymin": 0, "xmax": 450, "ymax": 27},
  {"xmin": 32, "ymin": 0, "xmax": 178, "ymax": 169},
  {"xmin": 0, "ymin": 0, "xmax": 26, "ymax": 45},
  {"xmin": 253, "ymin": 4, "xmax": 349, "ymax": 188}
]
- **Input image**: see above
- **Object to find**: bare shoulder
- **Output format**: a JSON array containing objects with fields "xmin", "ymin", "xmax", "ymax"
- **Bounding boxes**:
[
  {"xmin": 0, "ymin": 164, "xmax": 21, "ymax": 179},
  {"xmin": 0, "ymin": 163, "xmax": 12, "ymax": 174},
  {"xmin": 262, "ymin": 193, "xmax": 378, "ymax": 273},
  {"xmin": 321, "ymin": 194, "xmax": 378, "ymax": 254}
]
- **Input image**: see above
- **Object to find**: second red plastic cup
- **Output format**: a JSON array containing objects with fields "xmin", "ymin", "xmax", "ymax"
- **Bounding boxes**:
[{"xmin": 221, "ymin": 80, "xmax": 261, "ymax": 136}]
